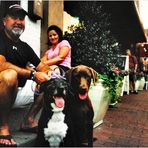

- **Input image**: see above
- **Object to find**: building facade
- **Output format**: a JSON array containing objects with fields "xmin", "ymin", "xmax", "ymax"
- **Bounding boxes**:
[{"xmin": 0, "ymin": 0, "xmax": 64, "ymax": 57}]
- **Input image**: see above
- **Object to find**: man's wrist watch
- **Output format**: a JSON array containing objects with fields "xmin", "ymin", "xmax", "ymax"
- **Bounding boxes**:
[{"xmin": 30, "ymin": 71, "xmax": 36, "ymax": 80}]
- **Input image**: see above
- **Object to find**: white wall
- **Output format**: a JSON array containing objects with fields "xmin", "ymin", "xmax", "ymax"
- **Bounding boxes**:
[
  {"xmin": 63, "ymin": 11, "xmax": 79, "ymax": 34},
  {"xmin": 139, "ymin": 0, "xmax": 148, "ymax": 30},
  {"xmin": 20, "ymin": 0, "xmax": 41, "ymax": 57}
]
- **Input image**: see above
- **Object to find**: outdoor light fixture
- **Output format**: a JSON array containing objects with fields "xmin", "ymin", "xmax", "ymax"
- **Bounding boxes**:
[{"xmin": 28, "ymin": 0, "xmax": 43, "ymax": 21}]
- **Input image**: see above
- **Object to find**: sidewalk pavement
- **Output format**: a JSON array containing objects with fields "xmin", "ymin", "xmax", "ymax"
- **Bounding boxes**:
[{"xmin": 93, "ymin": 90, "xmax": 148, "ymax": 147}]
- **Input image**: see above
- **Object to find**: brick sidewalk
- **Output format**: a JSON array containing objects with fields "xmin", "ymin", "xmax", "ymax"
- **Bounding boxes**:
[{"xmin": 93, "ymin": 90, "xmax": 148, "ymax": 147}]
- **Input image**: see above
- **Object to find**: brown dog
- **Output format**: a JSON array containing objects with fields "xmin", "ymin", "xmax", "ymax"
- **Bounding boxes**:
[{"xmin": 65, "ymin": 65, "xmax": 98, "ymax": 147}]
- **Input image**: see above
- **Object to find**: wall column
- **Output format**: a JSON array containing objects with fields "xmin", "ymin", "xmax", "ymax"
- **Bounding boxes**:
[
  {"xmin": 40, "ymin": 0, "xmax": 64, "ymax": 56},
  {"xmin": 48, "ymin": 0, "xmax": 64, "ymax": 29}
]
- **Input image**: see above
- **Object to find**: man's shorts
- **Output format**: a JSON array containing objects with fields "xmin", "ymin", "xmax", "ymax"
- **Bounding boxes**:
[
  {"xmin": 13, "ymin": 80, "xmax": 36, "ymax": 108},
  {"xmin": 129, "ymin": 72, "xmax": 136, "ymax": 82}
]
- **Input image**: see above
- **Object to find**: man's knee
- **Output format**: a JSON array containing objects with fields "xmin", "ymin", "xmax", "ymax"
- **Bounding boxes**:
[{"xmin": 0, "ymin": 69, "xmax": 18, "ymax": 86}]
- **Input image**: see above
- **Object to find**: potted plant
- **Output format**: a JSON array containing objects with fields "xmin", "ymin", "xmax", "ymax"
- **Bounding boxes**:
[{"xmin": 101, "ymin": 66, "xmax": 124, "ymax": 107}]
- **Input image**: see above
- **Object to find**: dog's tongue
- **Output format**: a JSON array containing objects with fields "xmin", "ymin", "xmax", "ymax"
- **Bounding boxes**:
[
  {"xmin": 54, "ymin": 97, "xmax": 65, "ymax": 108},
  {"xmin": 79, "ymin": 92, "xmax": 88, "ymax": 100}
]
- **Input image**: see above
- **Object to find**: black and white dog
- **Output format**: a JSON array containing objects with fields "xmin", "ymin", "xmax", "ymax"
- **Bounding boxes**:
[{"xmin": 36, "ymin": 78, "xmax": 76, "ymax": 147}]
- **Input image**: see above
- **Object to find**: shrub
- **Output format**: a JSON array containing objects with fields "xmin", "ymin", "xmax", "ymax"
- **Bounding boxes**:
[{"xmin": 64, "ymin": 1, "xmax": 122, "ymax": 74}]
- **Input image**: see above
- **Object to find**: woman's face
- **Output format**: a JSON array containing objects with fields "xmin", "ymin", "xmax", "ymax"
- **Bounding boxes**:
[{"xmin": 48, "ymin": 30, "xmax": 59, "ymax": 46}]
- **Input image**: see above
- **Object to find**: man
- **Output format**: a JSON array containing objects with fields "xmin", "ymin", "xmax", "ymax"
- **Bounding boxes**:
[
  {"xmin": 126, "ymin": 49, "xmax": 138, "ymax": 94},
  {"xmin": 0, "ymin": 4, "xmax": 50, "ymax": 146}
]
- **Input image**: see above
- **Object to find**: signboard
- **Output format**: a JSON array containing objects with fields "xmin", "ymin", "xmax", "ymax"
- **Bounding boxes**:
[{"xmin": 120, "ymin": 55, "xmax": 129, "ymax": 96}]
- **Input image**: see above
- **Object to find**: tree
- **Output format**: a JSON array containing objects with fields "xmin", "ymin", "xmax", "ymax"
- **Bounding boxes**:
[{"xmin": 64, "ymin": 1, "xmax": 122, "ymax": 74}]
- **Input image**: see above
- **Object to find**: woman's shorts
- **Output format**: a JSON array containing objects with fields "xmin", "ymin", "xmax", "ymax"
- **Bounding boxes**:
[{"xmin": 13, "ymin": 80, "xmax": 36, "ymax": 108}]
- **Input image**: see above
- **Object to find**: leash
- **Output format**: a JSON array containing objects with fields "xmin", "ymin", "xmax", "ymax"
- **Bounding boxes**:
[
  {"xmin": 51, "ymin": 66, "xmax": 66, "ymax": 80},
  {"xmin": 31, "ymin": 81, "xmax": 41, "ymax": 96},
  {"xmin": 31, "ymin": 67, "xmax": 66, "ymax": 95}
]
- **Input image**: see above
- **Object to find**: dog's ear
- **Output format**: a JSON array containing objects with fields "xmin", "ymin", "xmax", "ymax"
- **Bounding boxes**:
[
  {"xmin": 40, "ymin": 80, "xmax": 50, "ymax": 92},
  {"xmin": 65, "ymin": 67, "xmax": 75, "ymax": 84},
  {"xmin": 89, "ymin": 67, "xmax": 98, "ymax": 86}
]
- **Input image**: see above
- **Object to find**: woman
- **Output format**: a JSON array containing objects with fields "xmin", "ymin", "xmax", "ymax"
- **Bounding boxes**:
[
  {"xmin": 41, "ymin": 25, "xmax": 71, "ymax": 75},
  {"xmin": 20, "ymin": 26, "xmax": 71, "ymax": 131}
]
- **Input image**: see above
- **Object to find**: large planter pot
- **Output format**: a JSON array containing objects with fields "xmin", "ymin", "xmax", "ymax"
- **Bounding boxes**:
[
  {"xmin": 135, "ymin": 80, "xmax": 140, "ymax": 91},
  {"xmin": 89, "ymin": 79, "xmax": 110, "ymax": 128},
  {"xmin": 138, "ymin": 77, "xmax": 145, "ymax": 90}
]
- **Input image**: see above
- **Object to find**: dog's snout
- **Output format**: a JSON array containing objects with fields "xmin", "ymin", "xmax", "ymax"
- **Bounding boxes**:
[
  {"xmin": 78, "ymin": 77, "xmax": 89, "ymax": 95},
  {"xmin": 58, "ymin": 87, "xmax": 64, "ymax": 94},
  {"xmin": 80, "ymin": 84, "xmax": 87, "ymax": 89},
  {"xmin": 54, "ymin": 87, "xmax": 66, "ymax": 96},
  {"xmin": 79, "ymin": 78, "xmax": 88, "ymax": 89},
  {"xmin": 79, "ymin": 88, "xmax": 87, "ymax": 95}
]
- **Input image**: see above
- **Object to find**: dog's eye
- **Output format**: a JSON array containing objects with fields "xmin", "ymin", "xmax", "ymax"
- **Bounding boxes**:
[
  {"xmin": 63, "ymin": 89, "xmax": 66, "ymax": 95},
  {"xmin": 74, "ymin": 73, "xmax": 80, "ymax": 78},
  {"xmin": 73, "ymin": 76, "xmax": 80, "ymax": 82},
  {"xmin": 87, "ymin": 77, "xmax": 91, "ymax": 84}
]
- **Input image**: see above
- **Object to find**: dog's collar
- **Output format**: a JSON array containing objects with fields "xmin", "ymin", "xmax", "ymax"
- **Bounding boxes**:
[
  {"xmin": 31, "ymin": 68, "xmax": 66, "ymax": 95},
  {"xmin": 51, "ymin": 69, "xmax": 66, "ymax": 80}
]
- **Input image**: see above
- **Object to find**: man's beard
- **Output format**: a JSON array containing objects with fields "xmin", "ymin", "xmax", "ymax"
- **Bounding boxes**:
[
  {"xmin": 12, "ymin": 27, "xmax": 24, "ymax": 37},
  {"xmin": 5, "ymin": 25, "xmax": 24, "ymax": 41}
]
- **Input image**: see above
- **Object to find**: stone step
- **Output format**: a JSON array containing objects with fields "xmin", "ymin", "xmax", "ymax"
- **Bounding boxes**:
[
  {"xmin": 8, "ymin": 104, "xmax": 41, "ymax": 146},
  {"xmin": 11, "ymin": 131, "xmax": 37, "ymax": 147},
  {"xmin": 6, "ymin": 79, "xmax": 41, "ymax": 146},
  {"xmin": 9, "ymin": 106, "xmax": 31, "ymax": 132}
]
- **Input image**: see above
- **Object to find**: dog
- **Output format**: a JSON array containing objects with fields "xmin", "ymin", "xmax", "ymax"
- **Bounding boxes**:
[
  {"xmin": 65, "ymin": 65, "xmax": 98, "ymax": 147},
  {"xmin": 35, "ymin": 78, "xmax": 76, "ymax": 147}
]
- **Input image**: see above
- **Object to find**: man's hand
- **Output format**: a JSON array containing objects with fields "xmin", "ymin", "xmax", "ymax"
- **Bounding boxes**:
[
  {"xmin": 34, "ymin": 72, "xmax": 50, "ymax": 84},
  {"xmin": 36, "ymin": 62, "xmax": 51, "ymax": 74}
]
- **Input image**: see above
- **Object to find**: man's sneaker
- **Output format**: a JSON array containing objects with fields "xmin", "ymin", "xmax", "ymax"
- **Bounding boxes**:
[{"xmin": 133, "ymin": 91, "xmax": 138, "ymax": 94}]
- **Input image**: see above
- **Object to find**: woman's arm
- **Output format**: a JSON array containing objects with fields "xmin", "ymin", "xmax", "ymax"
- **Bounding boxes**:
[
  {"xmin": 42, "ymin": 46, "xmax": 70, "ymax": 66},
  {"xmin": 41, "ymin": 53, "xmax": 48, "ymax": 63}
]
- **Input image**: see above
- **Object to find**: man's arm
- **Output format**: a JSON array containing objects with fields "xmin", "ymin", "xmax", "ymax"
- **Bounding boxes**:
[
  {"xmin": 0, "ymin": 55, "xmax": 31, "ymax": 79},
  {"xmin": 134, "ymin": 56, "xmax": 138, "ymax": 72},
  {"xmin": 134, "ymin": 64, "xmax": 138, "ymax": 72},
  {"xmin": 0, "ymin": 55, "xmax": 50, "ymax": 84}
]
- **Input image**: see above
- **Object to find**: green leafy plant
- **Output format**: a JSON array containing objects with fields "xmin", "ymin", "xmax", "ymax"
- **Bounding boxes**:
[
  {"xmin": 136, "ymin": 72, "xmax": 144, "ymax": 80},
  {"xmin": 98, "ymin": 65, "xmax": 125, "ymax": 104}
]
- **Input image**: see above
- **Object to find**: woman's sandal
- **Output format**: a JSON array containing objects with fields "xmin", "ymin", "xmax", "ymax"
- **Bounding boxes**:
[{"xmin": 0, "ymin": 135, "xmax": 17, "ymax": 147}]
